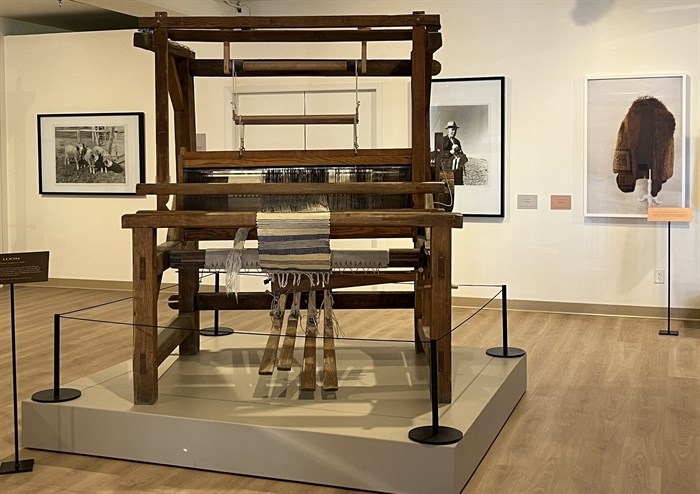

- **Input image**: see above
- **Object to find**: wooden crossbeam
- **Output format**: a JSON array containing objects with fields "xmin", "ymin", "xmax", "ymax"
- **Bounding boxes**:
[
  {"xmin": 168, "ymin": 248, "xmax": 422, "ymax": 269},
  {"xmin": 180, "ymin": 291, "xmax": 416, "ymax": 311},
  {"xmin": 181, "ymin": 148, "xmax": 412, "ymax": 168},
  {"xmin": 277, "ymin": 292, "xmax": 302, "ymax": 371},
  {"xmin": 167, "ymin": 29, "xmax": 413, "ymax": 43},
  {"xmin": 123, "ymin": 210, "xmax": 464, "ymax": 229},
  {"xmin": 189, "ymin": 59, "xmax": 442, "ymax": 78},
  {"xmin": 300, "ymin": 291, "xmax": 318, "ymax": 391},
  {"xmin": 137, "ymin": 14, "xmax": 442, "ymax": 30},
  {"xmin": 156, "ymin": 313, "xmax": 195, "ymax": 365},
  {"xmin": 322, "ymin": 289, "xmax": 338, "ymax": 391},
  {"xmin": 136, "ymin": 182, "xmax": 448, "ymax": 197},
  {"xmin": 242, "ymin": 61, "xmax": 347, "ymax": 72},
  {"xmin": 232, "ymin": 113, "xmax": 356, "ymax": 126},
  {"xmin": 259, "ymin": 293, "xmax": 287, "ymax": 375}
]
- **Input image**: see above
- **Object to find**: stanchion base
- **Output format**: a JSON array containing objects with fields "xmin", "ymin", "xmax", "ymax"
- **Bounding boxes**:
[
  {"xmin": 658, "ymin": 329, "xmax": 679, "ymax": 336},
  {"xmin": 200, "ymin": 327, "xmax": 234, "ymax": 337},
  {"xmin": 0, "ymin": 459, "xmax": 34, "ymax": 474},
  {"xmin": 486, "ymin": 347, "xmax": 526, "ymax": 358},
  {"xmin": 32, "ymin": 388, "xmax": 82, "ymax": 403},
  {"xmin": 408, "ymin": 425, "xmax": 463, "ymax": 445}
]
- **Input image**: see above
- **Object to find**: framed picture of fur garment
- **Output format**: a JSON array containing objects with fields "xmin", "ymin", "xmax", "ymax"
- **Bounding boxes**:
[
  {"xmin": 430, "ymin": 77, "xmax": 505, "ymax": 217},
  {"xmin": 584, "ymin": 74, "xmax": 688, "ymax": 218}
]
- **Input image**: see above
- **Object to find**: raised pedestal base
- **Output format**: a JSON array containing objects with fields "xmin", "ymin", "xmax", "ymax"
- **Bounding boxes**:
[{"xmin": 23, "ymin": 334, "xmax": 526, "ymax": 494}]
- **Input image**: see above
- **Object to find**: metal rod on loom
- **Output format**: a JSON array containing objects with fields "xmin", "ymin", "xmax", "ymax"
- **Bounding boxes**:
[{"xmin": 353, "ymin": 59, "xmax": 359, "ymax": 153}]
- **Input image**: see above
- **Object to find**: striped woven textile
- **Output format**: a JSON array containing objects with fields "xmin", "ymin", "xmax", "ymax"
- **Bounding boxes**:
[{"xmin": 256, "ymin": 211, "xmax": 331, "ymax": 274}]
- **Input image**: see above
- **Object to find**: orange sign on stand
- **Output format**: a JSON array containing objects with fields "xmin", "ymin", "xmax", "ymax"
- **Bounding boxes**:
[{"xmin": 647, "ymin": 207, "xmax": 692, "ymax": 222}]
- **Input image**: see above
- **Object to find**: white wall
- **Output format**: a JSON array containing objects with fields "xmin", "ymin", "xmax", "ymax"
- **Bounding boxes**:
[
  {"xmin": 3, "ymin": 30, "xmax": 156, "ymax": 280},
  {"xmin": 2, "ymin": 0, "xmax": 699, "ymax": 310}
]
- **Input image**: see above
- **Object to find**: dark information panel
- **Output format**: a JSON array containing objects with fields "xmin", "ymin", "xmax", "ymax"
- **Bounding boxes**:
[{"xmin": 0, "ymin": 251, "xmax": 49, "ymax": 284}]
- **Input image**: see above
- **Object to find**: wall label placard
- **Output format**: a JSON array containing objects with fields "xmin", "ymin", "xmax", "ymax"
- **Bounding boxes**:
[
  {"xmin": 517, "ymin": 194, "xmax": 538, "ymax": 210},
  {"xmin": 647, "ymin": 207, "xmax": 692, "ymax": 223},
  {"xmin": 550, "ymin": 195, "xmax": 572, "ymax": 210},
  {"xmin": 0, "ymin": 251, "xmax": 50, "ymax": 284}
]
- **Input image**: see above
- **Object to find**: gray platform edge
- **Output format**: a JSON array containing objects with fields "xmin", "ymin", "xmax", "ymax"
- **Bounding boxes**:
[{"xmin": 22, "ymin": 355, "xmax": 526, "ymax": 494}]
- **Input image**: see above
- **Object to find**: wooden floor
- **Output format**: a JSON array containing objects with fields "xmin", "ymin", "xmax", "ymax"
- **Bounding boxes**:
[{"xmin": 0, "ymin": 285, "xmax": 698, "ymax": 494}]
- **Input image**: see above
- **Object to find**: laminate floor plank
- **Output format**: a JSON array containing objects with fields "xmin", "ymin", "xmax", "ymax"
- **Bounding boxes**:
[{"xmin": 1, "ymin": 286, "xmax": 698, "ymax": 494}]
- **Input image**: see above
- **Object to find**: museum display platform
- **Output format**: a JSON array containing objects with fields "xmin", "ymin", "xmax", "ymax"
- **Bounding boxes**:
[{"xmin": 23, "ymin": 333, "xmax": 526, "ymax": 494}]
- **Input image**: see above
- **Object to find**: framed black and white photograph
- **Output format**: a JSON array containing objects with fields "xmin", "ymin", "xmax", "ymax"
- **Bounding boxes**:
[
  {"xmin": 38, "ymin": 112, "xmax": 145, "ymax": 195},
  {"xmin": 584, "ymin": 74, "xmax": 688, "ymax": 218},
  {"xmin": 430, "ymin": 77, "xmax": 505, "ymax": 217}
]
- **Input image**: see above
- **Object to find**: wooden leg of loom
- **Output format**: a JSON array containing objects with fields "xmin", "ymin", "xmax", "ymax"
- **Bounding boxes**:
[
  {"xmin": 300, "ymin": 291, "xmax": 318, "ymax": 391},
  {"xmin": 259, "ymin": 293, "xmax": 287, "ymax": 375},
  {"xmin": 431, "ymin": 226, "xmax": 452, "ymax": 404},
  {"xmin": 277, "ymin": 292, "xmax": 301, "ymax": 371},
  {"xmin": 132, "ymin": 228, "xmax": 160, "ymax": 405},
  {"xmin": 322, "ymin": 289, "xmax": 338, "ymax": 391},
  {"xmin": 414, "ymin": 273, "xmax": 426, "ymax": 355},
  {"xmin": 178, "ymin": 262, "xmax": 200, "ymax": 355}
]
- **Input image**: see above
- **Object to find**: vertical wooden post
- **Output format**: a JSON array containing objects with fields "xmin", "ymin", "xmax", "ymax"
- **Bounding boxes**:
[
  {"xmin": 132, "ymin": 227, "xmax": 159, "ymax": 404},
  {"xmin": 410, "ymin": 24, "xmax": 429, "ymax": 209},
  {"xmin": 172, "ymin": 54, "xmax": 201, "ymax": 353},
  {"xmin": 154, "ymin": 11, "xmax": 170, "ymax": 211},
  {"xmin": 430, "ymin": 226, "xmax": 452, "ymax": 403}
]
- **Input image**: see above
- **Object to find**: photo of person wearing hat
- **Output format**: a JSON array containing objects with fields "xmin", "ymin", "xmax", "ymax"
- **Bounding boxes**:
[{"xmin": 443, "ymin": 121, "xmax": 467, "ymax": 185}]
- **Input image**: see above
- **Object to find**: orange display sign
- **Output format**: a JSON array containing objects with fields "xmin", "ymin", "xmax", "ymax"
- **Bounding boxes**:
[
  {"xmin": 550, "ymin": 195, "xmax": 572, "ymax": 210},
  {"xmin": 647, "ymin": 207, "xmax": 692, "ymax": 222}
]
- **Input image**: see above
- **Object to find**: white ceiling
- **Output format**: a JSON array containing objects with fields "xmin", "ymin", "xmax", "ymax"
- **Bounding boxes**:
[{"xmin": 0, "ymin": 0, "xmax": 250, "ymax": 32}]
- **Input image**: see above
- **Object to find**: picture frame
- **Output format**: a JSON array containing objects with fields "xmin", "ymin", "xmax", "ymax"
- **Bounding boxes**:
[
  {"xmin": 38, "ymin": 112, "xmax": 145, "ymax": 195},
  {"xmin": 584, "ymin": 74, "xmax": 688, "ymax": 218},
  {"xmin": 430, "ymin": 76, "xmax": 505, "ymax": 217}
]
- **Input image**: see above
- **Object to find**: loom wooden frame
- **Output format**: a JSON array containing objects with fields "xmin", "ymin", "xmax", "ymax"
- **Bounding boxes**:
[{"xmin": 123, "ymin": 12, "xmax": 462, "ymax": 405}]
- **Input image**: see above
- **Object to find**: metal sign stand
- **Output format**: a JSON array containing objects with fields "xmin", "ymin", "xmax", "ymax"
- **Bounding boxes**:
[
  {"xmin": 0, "ymin": 284, "xmax": 34, "ymax": 475},
  {"xmin": 0, "ymin": 251, "xmax": 50, "ymax": 475}
]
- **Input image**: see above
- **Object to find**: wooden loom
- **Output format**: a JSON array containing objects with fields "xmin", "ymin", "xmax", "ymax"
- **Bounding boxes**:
[{"xmin": 122, "ymin": 12, "xmax": 462, "ymax": 405}]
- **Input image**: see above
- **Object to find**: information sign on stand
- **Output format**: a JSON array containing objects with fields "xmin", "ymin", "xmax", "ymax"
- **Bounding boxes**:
[
  {"xmin": 0, "ymin": 251, "xmax": 49, "ymax": 475},
  {"xmin": 647, "ymin": 208, "xmax": 693, "ymax": 337}
]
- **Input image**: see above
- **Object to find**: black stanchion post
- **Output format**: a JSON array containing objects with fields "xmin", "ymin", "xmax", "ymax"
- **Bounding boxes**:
[
  {"xmin": 200, "ymin": 272, "xmax": 234, "ymax": 337},
  {"xmin": 486, "ymin": 285, "xmax": 525, "ymax": 358},
  {"xmin": 31, "ymin": 314, "xmax": 81, "ymax": 403},
  {"xmin": 0, "ymin": 284, "xmax": 34, "ymax": 475},
  {"xmin": 408, "ymin": 339, "xmax": 463, "ymax": 445},
  {"xmin": 659, "ymin": 221, "xmax": 678, "ymax": 336}
]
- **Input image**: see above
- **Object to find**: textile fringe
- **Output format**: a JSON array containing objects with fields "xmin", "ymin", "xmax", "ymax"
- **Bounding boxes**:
[
  {"xmin": 257, "ymin": 194, "xmax": 331, "ymax": 290},
  {"xmin": 225, "ymin": 227, "xmax": 251, "ymax": 299},
  {"xmin": 270, "ymin": 271, "xmax": 331, "ymax": 289}
]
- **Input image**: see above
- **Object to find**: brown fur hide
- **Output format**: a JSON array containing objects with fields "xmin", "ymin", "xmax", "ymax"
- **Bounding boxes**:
[{"xmin": 612, "ymin": 96, "xmax": 675, "ymax": 196}]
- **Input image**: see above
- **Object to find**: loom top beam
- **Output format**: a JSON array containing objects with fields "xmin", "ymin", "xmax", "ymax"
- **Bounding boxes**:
[
  {"xmin": 138, "ymin": 13, "xmax": 441, "ymax": 30},
  {"xmin": 167, "ymin": 29, "xmax": 414, "ymax": 43}
]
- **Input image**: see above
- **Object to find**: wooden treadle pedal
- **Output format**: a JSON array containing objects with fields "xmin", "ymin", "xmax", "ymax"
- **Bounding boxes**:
[
  {"xmin": 322, "ymin": 289, "xmax": 338, "ymax": 391},
  {"xmin": 300, "ymin": 291, "xmax": 318, "ymax": 391},
  {"xmin": 277, "ymin": 292, "xmax": 302, "ymax": 371},
  {"xmin": 258, "ymin": 293, "xmax": 287, "ymax": 375}
]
